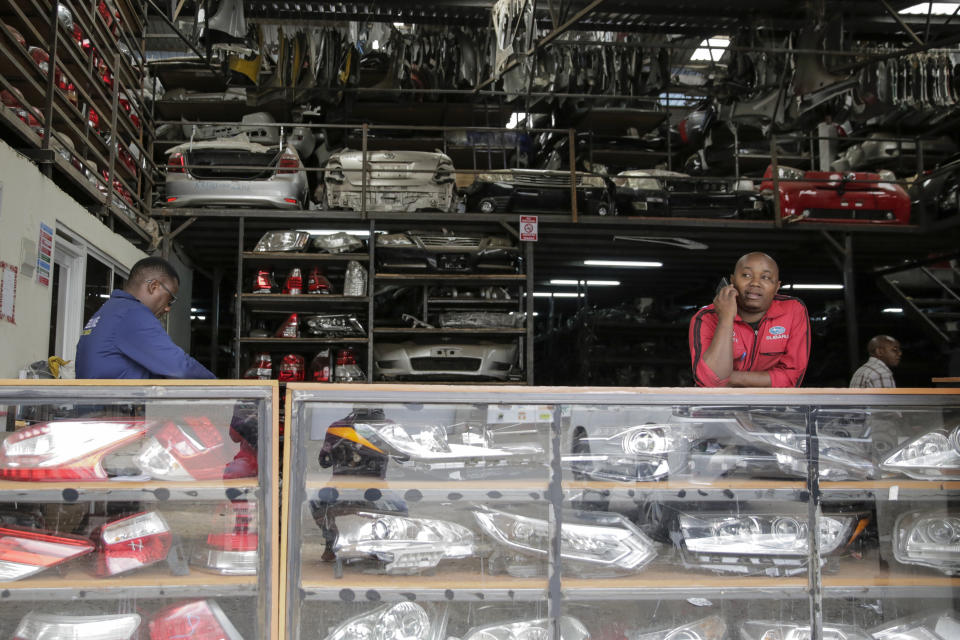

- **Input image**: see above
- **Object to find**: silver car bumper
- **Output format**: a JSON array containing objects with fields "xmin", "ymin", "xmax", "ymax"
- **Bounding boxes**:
[
  {"xmin": 374, "ymin": 341, "xmax": 517, "ymax": 380},
  {"xmin": 165, "ymin": 173, "xmax": 308, "ymax": 209}
]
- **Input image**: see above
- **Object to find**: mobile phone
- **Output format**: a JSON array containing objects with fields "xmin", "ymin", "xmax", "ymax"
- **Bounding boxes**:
[{"xmin": 716, "ymin": 277, "xmax": 730, "ymax": 296}]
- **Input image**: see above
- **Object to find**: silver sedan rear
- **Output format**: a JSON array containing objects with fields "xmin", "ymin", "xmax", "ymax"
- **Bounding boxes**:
[{"xmin": 324, "ymin": 149, "xmax": 456, "ymax": 212}]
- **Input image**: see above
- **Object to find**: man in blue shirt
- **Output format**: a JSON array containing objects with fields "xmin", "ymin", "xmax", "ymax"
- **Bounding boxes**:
[{"xmin": 76, "ymin": 256, "xmax": 215, "ymax": 379}]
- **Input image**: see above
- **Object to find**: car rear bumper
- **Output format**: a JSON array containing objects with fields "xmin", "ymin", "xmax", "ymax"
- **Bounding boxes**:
[
  {"xmin": 326, "ymin": 184, "xmax": 455, "ymax": 212},
  {"xmin": 165, "ymin": 175, "xmax": 307, "ymax": 209}
]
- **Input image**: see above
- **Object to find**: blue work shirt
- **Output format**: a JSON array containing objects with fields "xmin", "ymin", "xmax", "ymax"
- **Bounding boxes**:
[{"xmin": 76, "ymin": 290, "xmax": 216, "ymax": 379}]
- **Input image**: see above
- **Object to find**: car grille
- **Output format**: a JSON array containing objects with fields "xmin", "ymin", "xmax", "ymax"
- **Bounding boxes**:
[
  {"xmin": 511, "ymin": 172, "xmax": 581, "ymax": 187},
  {"xmin": 665, "ymin": 179, "xmax": 728, "ymax": 193},
  {"xmin": 417, "ymin": 236, "xmax": 481, "ymax": 247},
  {"xmin": 187, "ymin": 151, "xmax": 278, "ymax": 180},
  {"xmin": 409, "ymin": 357, "xmax": 481, "ymax": 371}
]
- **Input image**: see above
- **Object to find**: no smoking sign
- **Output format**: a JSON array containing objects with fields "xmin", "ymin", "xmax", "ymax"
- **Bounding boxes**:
[{"xmin": 519, "ymin": 215, "xmax": 538, "ymax": 241}]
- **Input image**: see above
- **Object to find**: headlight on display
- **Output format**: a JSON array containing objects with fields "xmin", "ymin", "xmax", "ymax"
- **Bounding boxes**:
[
  {"xmin": 473, "ymin": 506, "xmax": 657, "ymax": 574},
  {"xmin": 579, "ymin": 175, "xmax": 606, "ymax": 188},
  {"xmin": 680, "ymin": 512, "xmax": 852, "ymax": 556},
  {"xmin": 332, "ymin": 511, "xmax": 477, "ymax": 574},
  {"xmin": 377, "ymin": 233, "xmax": 416, "ymax": 247},
  {"xmin": 322, "ymin": 603, "xmax": 447, "ymax": 640},
  {"xmin": 893, "ymin": 511, "xmax": 960, "ymax": 575},
  {"xmin": 871, "ymin": 610, "xmax": 960, "ymax": 639},
  {"xmin": 633, "ymin": 615, "xmax": 727, "ymax": 640},
  {"xmin": 741, "ymin": 621, "xmax": 872, "ymax": 640},
  {"xmin": 356, "ymin": 422, "xmax": 542, "ymax": 464},
  {"xmin": 880, "ymin": 426, "xmax": 960, "ymax": 480},
  {"xmin": 565, "ymin": 424, "xmax": 690, "ymax": 482},
  {"xmin": 462, "ymin": 617, "xmax": 589, "ymax": 640}
]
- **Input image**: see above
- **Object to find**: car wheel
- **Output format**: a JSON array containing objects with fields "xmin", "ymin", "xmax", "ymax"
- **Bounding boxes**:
[
  {"xmin": 936, "ymin": 175, "xmax": 959, "ymax": 219},
  {"xmin": 590, "ymin": 194, "xmax": 614, "ymax": 216},
  {"xmin": 478, "ymin": 197, "xmax": 497, "ymax": 213}
]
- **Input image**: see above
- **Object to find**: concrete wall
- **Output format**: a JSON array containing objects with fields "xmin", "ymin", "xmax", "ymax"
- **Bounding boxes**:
[{"xmin": 0, "ymin": 140, "xmax": 147, "ymax": 378}]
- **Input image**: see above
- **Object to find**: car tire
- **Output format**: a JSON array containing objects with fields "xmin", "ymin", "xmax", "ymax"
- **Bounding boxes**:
[
  {"xmin": 590, "ymin": 194, "xmax": 614, "ymax": 216},
  {"xmin": 478, "ymin": 197, "xmax": 498, "ymax": 213}
]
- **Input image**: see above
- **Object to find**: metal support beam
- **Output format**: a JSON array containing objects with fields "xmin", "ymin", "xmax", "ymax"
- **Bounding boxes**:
[
  {"xmin": 40, "ymin": 1, "xmax": 59, "ymax": 178},
  {"xmin": 878, "ymin": 0, "xmax": 925, "ymax": 46},
  {"xmin": 499, "ymin": 221, "xmax": 520, "ymax": 240},
  {"xmin": 210, "ymin": 266, "xmax": 222, "ymax": 375},
  {"xmin": 842, "ymin": 234, "xmax": 859, "ymax": 377},
  {"xmin": 144, "ymin": 0, "xmax": 222, "ymax": 75},
  {"xmin": 168, "ymin": 217, "xmax": 198, "ymax": 241},
  {"xmin": 525, "ymin": 241, "xmax": 535, "ymax": 385},
  {"xmin": 234, "ymin": 218, "xmax": 244, "ymax": 379}
]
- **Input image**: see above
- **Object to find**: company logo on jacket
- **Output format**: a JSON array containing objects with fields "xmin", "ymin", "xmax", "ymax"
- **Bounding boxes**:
[{"xmin": 767, "ymin": 325, "xmax": 789, "ymax": 340}]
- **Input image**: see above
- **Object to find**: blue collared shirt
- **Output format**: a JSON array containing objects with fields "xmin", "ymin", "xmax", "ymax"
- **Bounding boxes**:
[{"xmin": 76, "ymin": 290, "xmax": 216, "ymax": 380}]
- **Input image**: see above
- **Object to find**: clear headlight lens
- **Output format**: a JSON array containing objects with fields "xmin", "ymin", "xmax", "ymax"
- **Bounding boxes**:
[
  {"xmin": 679, "ymin": 513, "xmax": 853, "ymax": 556},
  {"xmin": 633, "ymin": 615, "xmax": 727, "ymax": 640},
  {"xmin": 333, "ymin": 511, "xmax": 477, "ymax": 574},
  {"xmin": 473, "ymin": 506, "xmax": 656, "ymax": 572},
  {"xmin": 377, "ymin": 233, "xmax": 415, "ymax": 247},
  {"xmin": 872, "ymin": 610, "xmax": 960, "ymax": 639},
  {"xmin": 893, "ymin": 510, "xmax": 960, "ymax": 575},
  {"xmin": 357, "ymin": 422, "xmax": 542, "ymax": 463},
  {"xmin": 881, "ymin": 427, "xmax": 960, "ymax": 480},
  {"xmin": 322, "ymin": 603, "xmax": 447, "ymax": 640},
  {"xmin": 484, "ymin": 235, "xmax": 514, "ymax": 249},
  {"xmin": 462, "ymin": 617, "xmax": 589, "ymax": 640},
  {"xmin": 253, "ymin": 230, "xmax": 311, "ymax": 252},
  {"xmin": 565, "ymin": 424, "xmax": 690, "ymax": 482},
  {"xmin": 741, "ymin": 621, "xmax": 872, "ymax": 640}
]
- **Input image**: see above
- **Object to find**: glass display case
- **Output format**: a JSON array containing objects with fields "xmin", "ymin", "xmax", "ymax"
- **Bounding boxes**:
[
  {"xmin": 0, "ymin": 380, "xmax": 279, "ymax": 640},
  {"xmin": 282, "ymin": 385, "xmax": 960, "ymax": 640}
]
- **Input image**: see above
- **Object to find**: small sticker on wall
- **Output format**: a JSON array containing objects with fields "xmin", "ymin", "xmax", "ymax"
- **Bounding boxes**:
[{"xmin": 0, "ymin": 261, "xmax": 17, "ymax": 324}]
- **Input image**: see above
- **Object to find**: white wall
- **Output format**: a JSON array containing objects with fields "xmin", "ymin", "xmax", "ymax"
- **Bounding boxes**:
[{"xmin": 0, "ymin": 140, "xmax": 147, "ymax": 377}]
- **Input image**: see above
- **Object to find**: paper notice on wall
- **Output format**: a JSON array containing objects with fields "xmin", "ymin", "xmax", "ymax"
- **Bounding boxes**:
[
  {"xmin": 0, "ymin": 261, "xmax": 17, "ymax": 324},
  {"xmin": 37, "ymin": 223, "xmax": 53, "ymax": 287}
]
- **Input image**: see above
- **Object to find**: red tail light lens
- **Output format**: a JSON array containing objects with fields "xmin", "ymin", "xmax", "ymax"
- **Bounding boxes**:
[
  {"xmin": 336, "ymin": 348, "xmax": 358, "ymax": 365},
  {"xmin": 277, "ymin": 149, "xmax": 301, "ymax": 174},
  {"xmin": 167, "ymin": 152, "xmax": 185, "ymax": 174},
  {"xmin": 93, "ymin": 512, "xmax": 172, "ymax": 577},
  {"xmin": 13, "ymin": 612, "xmax": 141, "ymax": 639},
  {"xmin": 307, "ymin": 267, "xmax": 331, "ymax": 294},
  {"xmin": 275, "ymin": 313, "xmax": 300, "ymax": 338},
  {"xmin": 283, "ymin": 267, "xmax": 303, "ymax": 295},
  {"xmin": 278, "ymin": 354, "xmax": 305, "ymax": 382},
  {"xmin": 0, "ymin": 526, "xmax": 94, "ymax": 580},
  {"xmin": 148, "ymin": 600, "xmax": 244, "ymax": 640},
  {"xmin": 192, "ymin": 501, "xmax": 258, "ymax": 575},
  {"xmin": 242, "ymin": 353, "xmax": 272, "ymax": 379},
  {"xmin": 0, "ymin": 420, "xmax": 149, "ymax": 481},
  {"xmin": 252, "ymin": 269, "xmax": 276, "ymax": 293},
  {"xmin": 309, "ymin": 349, "xmax": 332, "ymax": 382},
  {"xmin": 135, "ymin": 418, "xmax": 257, "ymax": 481}
]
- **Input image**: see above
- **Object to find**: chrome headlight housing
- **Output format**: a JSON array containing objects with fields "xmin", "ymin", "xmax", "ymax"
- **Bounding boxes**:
[
  {"xmin": 871, "ymin": 610, "xmax": 960, "ymax": 639},
  {"xmin": 565, "ymin": 424, "xmax": 690, "ymax": 482},
  {"xmin": 880, "ymin": 426, "xmax": 960, "ymax": 480},
  {"xmin": 893, "ymin": 510, "xmax": 960, "ymax": 575},
  {"xmin": 332, "ymin": 510, "xmax": 477, "ymax": 574},
  {"xmin": 253, "ymin": 231, "xmax": 311, "ymax": 252},
  {"xmin": 355, "ymin": 421, "xmax": 543, "ymax": 466},
  {"xmin": 741, "ymin": 621, "xmax": 871, "ymax": 640},
  {"xmin": 473, "ymin": 506, "xmax": 656, "ymax": 576},
  {"xmin": 322, "ymin": 603, "xmax": 448, "ymax": 640},
  {"xmin": 462, "ymin": 617, "xmax": 589, "ymax": 640},
  {"xmin": 632, "ymin": 615, "xmax": 727, "ymax": 640},
  {"xmin": 377, "ymin": 233, "xmax": 416, "ymax": 247}
]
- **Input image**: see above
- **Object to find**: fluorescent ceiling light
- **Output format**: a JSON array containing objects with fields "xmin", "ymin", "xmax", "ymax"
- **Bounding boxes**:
[
  {"xmin": 534, "ymin": 292, "xmax": 584, "ymax": 298},
  {"xmin": 782, "ymin": 284, "xmax": 844, "ymax": 290},
  {"xmin": 690, "ymin": 36, "xmax": 730, "ymax": 62},
  {"xmin": 296, "ymin": 229, "xmax": 374, "ymax": 237},
  {"xmin": 883, "ymin": 307, "xmax": 904, "ymax": 313},
  {"xmin": 899, "ymin": 3, "xmax": 960, "ymax": 14},
  {"xmin": 584, "ymin": 259, "xmax": 663, "ymax": 268},
  {"xmin": 550, "ymin": 279, "xmax": 621, "ymax": 286}
]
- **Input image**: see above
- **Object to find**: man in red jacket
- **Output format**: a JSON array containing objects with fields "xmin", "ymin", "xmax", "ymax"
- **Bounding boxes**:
[{"xmin": 689, "ymin": 252, "xmax": 810, "ymax": 387}]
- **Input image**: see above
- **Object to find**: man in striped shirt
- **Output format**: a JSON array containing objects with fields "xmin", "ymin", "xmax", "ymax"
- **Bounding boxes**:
[{"xmin": 849, "ymin": 335, "xmax": 901, "ymax": 388}]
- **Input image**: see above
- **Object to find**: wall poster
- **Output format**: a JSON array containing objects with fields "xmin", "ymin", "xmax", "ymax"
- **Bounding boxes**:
[{"xmin": 0, "ymin": 261, "xmax": 17, "ymax": 324}]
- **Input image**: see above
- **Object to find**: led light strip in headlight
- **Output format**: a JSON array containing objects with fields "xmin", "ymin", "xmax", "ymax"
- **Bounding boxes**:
[
  {"xmin": 473, "ymin": 506, "xmax": 656, "ymax": 572},
  {"xmin": 461, "ymin": 616, "xmax": 589, "ymax": 640},
  {"xmin": 333, "ymin": 511, "xmax": 477, "ymax": 574},
  {"xmin": 741, "ymin": 620, "xmax": 872, "ymax": 640},
  {"xmin": 893, "ymin": 510, "xmax": 960, "ymax": 575},
  {"xmin": 632, "ymin": 615, "xmax": 726, "ymax": 640},
  {"xmin": 881, "ymin": 425, "xmax": 960, "ymax": 480},
  {"xmin": 322, "ymin": 603, "xmax": 448, "ymax": 640}
]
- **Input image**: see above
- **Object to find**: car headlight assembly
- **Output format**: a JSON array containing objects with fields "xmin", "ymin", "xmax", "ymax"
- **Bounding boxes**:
[
  {"xmin": 632, "ymin": 615, "xmax": 727, "ymax": 640},
  {"xmin": 322, "ymin": 603, "xmax": 448, "ymax": 640},
  {"xmin": 473, "ymin": 506, "xmax": 657, "ymax": 577},
  {"xmin": 332, "ymin": 510, "xmax": 477, "ymax": 574},
  {"xmin": 741, "ymin": 621, "xmax": 872, "ymax": 640},
  {"xmin": 893, "ymin": 510, "xmax": 960, "ymax": 575},
  {"xmin": 678, "ymin": 512, "xmax": 857, "ymax": 576},
  {"xmin": 565, "ymin": 424, "xmax": 690, "ymax": 482},
  {"xmin": 871, "ymin": 610, "xmax": 960, "ymax": 639},
  {"xmin": 880, "ymin": 426, "xmax": 960, "ymax": 480},
  {"xmin": 377, "ymin": 233, "xmax": 416, "ymax": 247},
  {"xmin": 462, "ymin": 616, "xmax": 589, "ymax": 640}
]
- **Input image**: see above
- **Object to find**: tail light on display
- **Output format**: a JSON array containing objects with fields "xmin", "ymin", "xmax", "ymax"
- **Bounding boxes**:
[
  {"xmin": 307, "ymin": 267, "xmax": 332, "ymax": 294},
  {"xmin": 0, "ymin": 526, "xmax": 94, "ymax": 580},
  {"xmin": 275, "ymin": 313, "xmax": 300, "ymax": 338},
  {"xmin": 310, "ymin": 349, "xmax": 332, "ymax": 382},
  {"xmin": 335, "ymin": 348, "xmax": 365, "ymax": 382},
  {"xmin": 167, "ymin": 152, "xmax": 186, "ymax": 175},
  {"xmin": 283, "ymin": 267, "xmax": 303, "ymax": 294},
  {"xmin": 243, "ymin": 353, "xmax": 272, "ymax": 380},
  {"xmin": 278, "ymin": 354, "xmax": 305, "ymax": 382},
  {"xmin": 92, "ymin": 512, "xmax": 172, "ymax": 577},
  {"xmin": 147, "ymin": 600, "xmax": 245, "ymax": 640},
  {"xmin": 252, "ymin": 269, "xmax": 277, "ymax": 293},
  {"xmin": 277, "ymin": 149, "xmax": 301, "ymax": 174},
  {"xmin": 893, "ymin": 510, "xmax": 960, "ymax": 575},
  {"xmin": 12, "ymin": 612, "xmax": 141, "ymax": 640},
  {"xmin": 135, "ymin": 418, "xmax": 257, "ymax": 481},
  {"xmin": 192, "ymin": 501, "xmax": 258, "ymax": 575},
  {"xmin": 0, "ymin": 420, "xmax": 148, "ymax": 481}
]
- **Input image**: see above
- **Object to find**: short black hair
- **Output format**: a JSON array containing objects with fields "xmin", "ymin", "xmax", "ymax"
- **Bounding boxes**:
[{"xmin": 127, "ymin": 256, "xmax": 180, "ymax": 285}]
